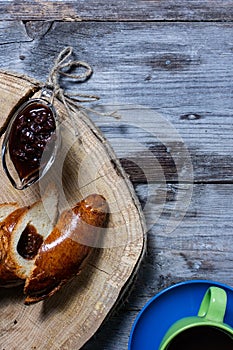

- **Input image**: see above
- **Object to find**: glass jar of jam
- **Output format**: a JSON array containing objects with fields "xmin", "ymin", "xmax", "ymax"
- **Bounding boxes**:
[{"xmin": 2, "ymin": 94, "xmax": 59, "ymax": 190}]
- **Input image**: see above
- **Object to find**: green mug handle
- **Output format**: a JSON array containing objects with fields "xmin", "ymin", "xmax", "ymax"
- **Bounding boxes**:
[{"xmin": 198, "ymin": 286, "xmax": 227, "ymax": 323}]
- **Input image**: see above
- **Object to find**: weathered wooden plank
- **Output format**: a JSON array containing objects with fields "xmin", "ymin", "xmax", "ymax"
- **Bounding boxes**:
[
  {"xmin": 1, "ymin": 0, "xmax": 233, "ymax": 21},
  {"xmin": 82, "ymin": 183, "xmax": 233, "ymax": 349},
  {"xmin": 0, "ymin": 21, "xmax": 232, "ymax": 182},
  {"xmin": 0, "ymin": 20, "xmax": 30, "ymax": 43},
  {"xmin": 97, "ymin": 118, "xmax": 233, "ymax": 183}
]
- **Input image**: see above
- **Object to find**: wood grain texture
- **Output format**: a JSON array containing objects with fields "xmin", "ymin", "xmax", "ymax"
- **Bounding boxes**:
[
  {"xmin": 83, "ymin": 183, "xmax": 233, "ymax": 349},
  {"xmin": 0, "ymin": 21, "xmax": 228, "ymax": 182},
  {"xmin": 1, "ymin": 0, "xmax": 233, "ymax": 21}
]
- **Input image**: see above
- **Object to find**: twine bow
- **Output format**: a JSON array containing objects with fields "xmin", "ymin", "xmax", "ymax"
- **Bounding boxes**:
[{"xmin": 45, "ymin": 47, "xmax": 119, "ymax": 135}]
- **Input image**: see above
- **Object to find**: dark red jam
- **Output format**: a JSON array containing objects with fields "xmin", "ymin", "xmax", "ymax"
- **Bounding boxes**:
[
  {"xmin": 17, "ymin": 224, "xmax": 43, "ymax": 260},
  {"xmin": 8, "ymin": 101, "xmax": 56, "ymax": 182}
]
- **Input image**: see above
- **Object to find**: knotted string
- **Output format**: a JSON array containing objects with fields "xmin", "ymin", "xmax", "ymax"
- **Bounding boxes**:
[{"xmin": 45, "ymin": 47, "xmax": 119, "ymax": 136}]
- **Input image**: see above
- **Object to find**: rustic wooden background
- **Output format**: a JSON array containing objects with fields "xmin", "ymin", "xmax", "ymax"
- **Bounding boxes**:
[{"xmin": 1, "ymin": 1, "xmax": 233, "ymax": 349}]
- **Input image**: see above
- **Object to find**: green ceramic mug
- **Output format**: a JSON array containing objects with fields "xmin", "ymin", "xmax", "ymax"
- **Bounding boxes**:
[{"xmin": 159, "ymin": 286, "xmax": 233, "ymax": 350}]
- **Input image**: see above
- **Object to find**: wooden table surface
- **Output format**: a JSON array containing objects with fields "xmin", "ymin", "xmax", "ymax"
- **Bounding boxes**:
[{"xmin": 1, "ymin": 1, "xmax": 233, "ymax": 349}]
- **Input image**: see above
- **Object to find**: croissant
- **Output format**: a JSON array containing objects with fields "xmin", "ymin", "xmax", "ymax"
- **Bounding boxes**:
[{"xmin": 0, "ymin": 191, "xmax": 108, "ymax": 304}]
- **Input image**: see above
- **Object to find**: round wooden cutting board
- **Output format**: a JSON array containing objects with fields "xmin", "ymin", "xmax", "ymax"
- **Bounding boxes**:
[{"xmin": 0, "ymin": 71, "xmax": 146, "ymax": 349}]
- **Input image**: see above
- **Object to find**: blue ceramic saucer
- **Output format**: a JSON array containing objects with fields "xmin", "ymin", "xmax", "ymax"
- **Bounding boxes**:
[{"xmin": 128, "ymin": 280, "xmax": 233, "ymax": 350}]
